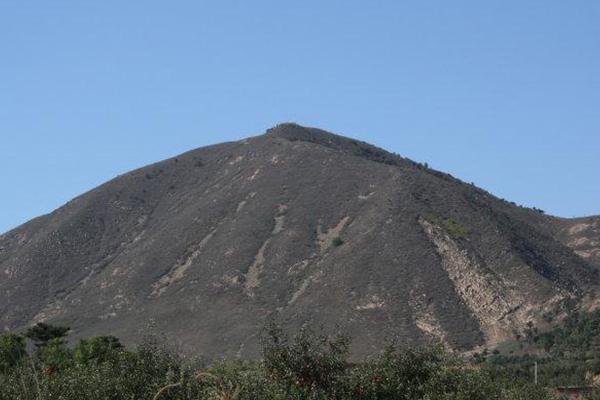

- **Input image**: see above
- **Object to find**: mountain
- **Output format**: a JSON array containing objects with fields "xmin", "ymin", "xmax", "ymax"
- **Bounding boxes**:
[{"xmin": 1, "ymin": 123, "xmax": 598, "ymax": 358}]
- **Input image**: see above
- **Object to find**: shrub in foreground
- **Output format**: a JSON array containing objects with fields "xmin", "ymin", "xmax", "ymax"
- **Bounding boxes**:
[{"xmin": 0, "ymin": 324, "xmax": 557, "ymax": 400}]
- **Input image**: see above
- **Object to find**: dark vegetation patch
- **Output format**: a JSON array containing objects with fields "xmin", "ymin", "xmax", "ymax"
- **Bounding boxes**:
[
  {"xmin": 476, "ymin": 309, "xmax": 600, "ymax": 390},
  {"xmin": 422, "ymin": 212, "xmax": 470, "ymax": 239},
  {"xmin": 0, "ymin": 322, "xmax": 554, "ymax": 400}
]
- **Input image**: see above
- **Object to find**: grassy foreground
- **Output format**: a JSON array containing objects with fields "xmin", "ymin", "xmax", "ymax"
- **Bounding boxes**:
[{"xmin": 1, "ymin": 322, "xmax": 555, "ymax": 400}]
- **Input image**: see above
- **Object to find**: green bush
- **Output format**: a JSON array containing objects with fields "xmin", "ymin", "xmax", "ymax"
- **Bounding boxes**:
[
  {"xmin": 0, "ymin": 332, "xmax": 26, "ymax": 373},
  {"xmin": 37, "ymin": 337, "xmax": 73, "ymax": 371},
  {"xmin": 421, "ymin": 213, "xmax": 470, "ymax": 239},
  {"xmin": 73, "ymin": 335, "xmax": 123, "ymax": 366},
  {"xmin": 0, "ymin": 337, "xmax": 198, "ymax": 400},
  {"xmin": 0, "ymin": 322, "xmax": 559, "ymax": 400},
  {"xmin": 24, "ymin": 322, "xmax": 70, "ymax": 348},
  {"xmin": 341, "ymin": 345, "xmax": 447, "ymax": 399},
  {"xmin": 332, "ymin": 237, "xmax": 345, "ymax": 247},
  {"xmin": 261, "ymin": 322, "xmax": 350, "ymax": 399},
  {"xmin": 197, "ymin": 360, "xmax": 284, "ymax": 400}
]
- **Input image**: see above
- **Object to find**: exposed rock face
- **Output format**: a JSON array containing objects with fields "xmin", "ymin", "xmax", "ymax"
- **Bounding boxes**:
[
  {"xmin": 0, "ymin": 123, "xmax": 598, "ymax": 358},
  {"xmin": 419, "ymin": 218, "xmax": 565, "ymax": 345},
  {"xmin": 555, "ymin": 217, "xmax": 600, "ymax": 268}
]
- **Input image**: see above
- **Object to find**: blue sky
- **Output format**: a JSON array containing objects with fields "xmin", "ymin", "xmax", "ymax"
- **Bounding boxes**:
[{"xmin": 1, "ymin": 1, "xmax": 599, "ymax": 233}]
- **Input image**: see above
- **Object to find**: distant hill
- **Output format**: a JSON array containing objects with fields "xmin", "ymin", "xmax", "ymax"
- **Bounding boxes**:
[{"xmin": 1, "ymin": 123, "xmax": 598, "ymax": 358}]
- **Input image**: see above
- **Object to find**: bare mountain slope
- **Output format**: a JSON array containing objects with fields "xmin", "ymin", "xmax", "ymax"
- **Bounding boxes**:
[{"xmin": 1, "ymin": 123, "xmax": 598, "ymax": 358}]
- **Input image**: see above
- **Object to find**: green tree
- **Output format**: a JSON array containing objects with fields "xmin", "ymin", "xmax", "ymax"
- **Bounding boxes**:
[
  {"xmin": 25, "ymin": 322, "xmax": 70, "ymax": 348},
  {"xmin": 0, "ymin": 332, "xmax": 26, "ymax": 373},
  {"xmin": 261, "ymin": 322, "xmax": 350, "ymax": 399},
  {"xmin": 74, "ymin": 335, "xmax": 123, "ymax": 366},
  {"xmin": 38, "ymin": 337, "xmax": 73, "ymax": 373},
  {"xmin": 342, "ymin": 344, "xmax": 447, "ymax": 400}
]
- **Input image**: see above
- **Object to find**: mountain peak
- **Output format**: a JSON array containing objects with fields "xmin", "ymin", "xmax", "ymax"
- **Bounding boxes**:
[
  {"xmin": 265, "ymin": 122, "xmax": 336, "ymax": 143},
  {"xmin": 265, "ymin": 123, "xmax": 406, "ymax": 167},
  {"xmin": 1, "ymin": 125, "xmax": 598, "ymax": 359}
]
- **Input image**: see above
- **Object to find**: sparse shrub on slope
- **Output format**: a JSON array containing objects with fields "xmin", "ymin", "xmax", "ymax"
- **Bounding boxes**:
[{"xmin": 332, "ymin": 237, "xmax": 344, "ymax": 247}]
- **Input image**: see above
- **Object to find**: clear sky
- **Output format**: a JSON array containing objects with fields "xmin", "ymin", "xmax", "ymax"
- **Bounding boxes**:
[{"xmin": 1, "ymin": 1, "xmax": 599, "ymax": 233}]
